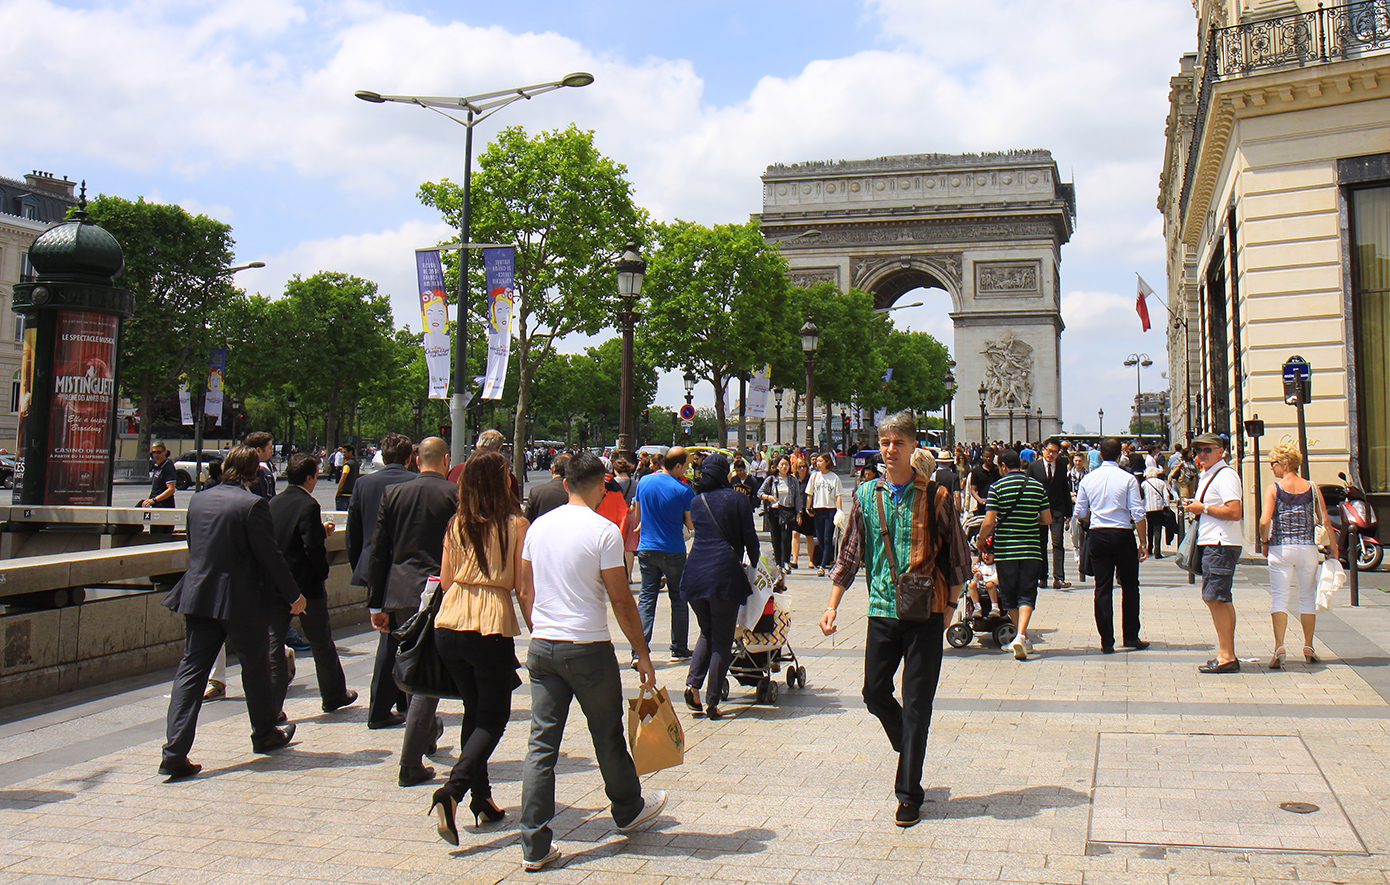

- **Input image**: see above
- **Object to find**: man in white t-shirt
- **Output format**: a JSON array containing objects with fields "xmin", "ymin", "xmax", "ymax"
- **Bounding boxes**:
[
  {"xmin": 516, "ymin": 451, "xmax": 667, "ymax": 872},
  {"xmin": 1183, "ymin": 432, "xmax": 1245, "ymax": 674}
]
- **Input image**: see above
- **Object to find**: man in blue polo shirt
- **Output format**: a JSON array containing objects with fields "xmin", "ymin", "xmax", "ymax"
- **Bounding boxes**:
[{"xmin": 633, "ymin": 446, "xmax": 695, "ymax": 660}]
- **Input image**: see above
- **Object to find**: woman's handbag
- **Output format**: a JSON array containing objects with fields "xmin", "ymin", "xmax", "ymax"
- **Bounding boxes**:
[
  {"xmin": 876, "ymin": 480, "xmax": 941, "ymax": 622},
  {"xmin": 391, "ymin": 577, "xmax": 462, "ymax": 700}
]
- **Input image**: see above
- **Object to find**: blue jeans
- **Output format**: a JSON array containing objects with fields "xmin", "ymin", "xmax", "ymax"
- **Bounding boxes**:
[
  {"xmin": 520, "ymin": 639, "xmax": 645, "ymax": 862},
  {"xmin": 637, "ymin": 550, "xmax": 690, "ymax": 655},
  {"xmin": 813, "ymin": 507, "xmax": 837, "ymax": 568}
]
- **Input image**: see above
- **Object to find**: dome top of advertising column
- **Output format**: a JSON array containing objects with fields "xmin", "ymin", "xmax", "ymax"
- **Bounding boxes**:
[{"xmin": 28, "ymin": 192, "xmax": 124, "ymax": 285}]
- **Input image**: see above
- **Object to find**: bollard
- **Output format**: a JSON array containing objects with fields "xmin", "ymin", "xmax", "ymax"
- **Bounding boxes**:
[{"xmin": 1349, "ymin": 527, "xmax": 1360, "ymax": 607}]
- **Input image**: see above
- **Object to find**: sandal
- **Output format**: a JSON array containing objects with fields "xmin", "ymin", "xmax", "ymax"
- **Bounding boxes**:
[
  {"xmin": 1304, "ymin": 645, "xmax": 1319, "ymax": 664},
  {"xmin": 1269, "ymin": 647, "xmax": 1286, "ymax": 670}
]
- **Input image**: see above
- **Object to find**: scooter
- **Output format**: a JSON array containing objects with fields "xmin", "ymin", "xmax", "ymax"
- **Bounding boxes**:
[{"xmin": 1319, "ymin": 472, "xmax": 1383, "ymax": 571}]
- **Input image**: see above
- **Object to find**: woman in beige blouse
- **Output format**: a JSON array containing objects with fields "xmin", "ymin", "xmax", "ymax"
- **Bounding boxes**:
[{"xmin": 429, "ymin": 452, "xmax": 531, "ymax": 846}]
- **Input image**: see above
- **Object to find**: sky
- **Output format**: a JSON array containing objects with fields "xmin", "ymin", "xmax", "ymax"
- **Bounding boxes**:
[{"xmin": 0, "ymin": 0, "xmax": 1200, "ymax": 434}]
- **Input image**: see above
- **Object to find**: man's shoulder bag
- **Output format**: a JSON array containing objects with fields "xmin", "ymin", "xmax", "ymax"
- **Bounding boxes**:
[{"xmin": 876, "ymin": 480, "xmax": 941, "ymax": 622}]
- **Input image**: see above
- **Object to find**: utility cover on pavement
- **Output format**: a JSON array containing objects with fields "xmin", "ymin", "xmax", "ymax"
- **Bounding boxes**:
[{"xmin": 1087, "ymin": 733, "xmax": 1365, "ymax": 854}]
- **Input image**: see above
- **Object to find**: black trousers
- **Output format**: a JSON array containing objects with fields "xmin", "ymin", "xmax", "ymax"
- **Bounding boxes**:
[
  {"xmin": 863, "ymin": 613, "xmax": 945, "ymax": 806},
  {"xmin": 687, "ymin": 597, "xmax": 741, "ymax": 707},
  {"xmin": 1038, "ymin": 518, "xmax": 1066, "ymax": 583},
  {"xmin": 434, "ymin": 628, "xmax": 517, "ymax": 801},
  {"xmin": 269, "ymin": 594, "xmax": 349, "ymax": 712},
  {"xmin": 369, "ymin": 608, "xmax": 412, "ymax": 723},
  {"xmin": 1088, "ymin": 528, "xmax": 1142, "ymax": 649},
  {"xmin": 164, "ymin": 615, "xmax": 280, "ymax": 764},
  {"xmin": 1146, "ymin": 510, "xmax": 1166, "ymax": 556},
  {"xmin": 769, "ymin": 510, "xmax": 794, "ymax": 567}
]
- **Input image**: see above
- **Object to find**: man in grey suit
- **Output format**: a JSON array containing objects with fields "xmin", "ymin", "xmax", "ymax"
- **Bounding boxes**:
[
  {"xmin": 366, "ymin": 437, "xmax": 456, "ymax": 753},
  {"xmin": 160, "ymin": 445, "xmax": 306, "ymax": 781}
]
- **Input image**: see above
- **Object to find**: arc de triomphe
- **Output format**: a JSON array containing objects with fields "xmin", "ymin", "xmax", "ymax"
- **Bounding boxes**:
[{"xmin": 755, "ymin": 150, "xmax": 1075, "ymax": 444}]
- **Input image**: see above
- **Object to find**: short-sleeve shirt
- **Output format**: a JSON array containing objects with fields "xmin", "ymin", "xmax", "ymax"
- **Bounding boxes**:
[
  {"xmin": 636, "ymin": 471, "xmax": 695, "ymax": 553},
  {"xmin": 149, "ymin": 459, "xmax": 176, "ymax": 507},
  {"xmin": 969, "ymin": 464, "xmax": 1001, "ymax": 510},
  {"xmin": 986, "ymin": 472, "xmax": 1049, "ymax": 561},
  {"xmin": 523, "ymin": 504, "xmax": 625, "ymax": 642},
  {"xmin": 1196, "ymin": 462, "xmax": 1244, "ymax": 546}
]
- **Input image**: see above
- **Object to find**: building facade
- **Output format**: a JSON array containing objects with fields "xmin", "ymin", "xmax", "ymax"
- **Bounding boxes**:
[
  {"xmin": 1160, "ymin": 0, "xmax": 1390, "ymax": 535},
  {"xmin": 0, "ymin": 172, "xmax": 78, "ymax": 449}
]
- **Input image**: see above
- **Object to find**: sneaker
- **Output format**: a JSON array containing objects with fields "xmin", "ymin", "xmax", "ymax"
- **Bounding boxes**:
[
  {"xmin": 524, "ymin": 847, "xmax": 562, "ymax": 872},
  {"xmin": 1010, "ymin": 634, "xmax": 1027, "ymax": 661},
  {"xmin": 203, "ymin": 679, "xmax": 226, "ymax": 701},
  {"xmin": 1022, "ymin": 635, "xmax": 1034, "ymax": 655},
  {"xmin": 284, "ymin": 629, "xmax": 312, "ymax": 652},
  {"xmin": 670, "ymin": 649, "xmax": 693, "ymax": 661},
  {"xmin": 617, "ymin": 790, "xmax": 668, "ymax": 833},
  {"xmin": 988, "ymin": 607, "xmax": 1003, "ymax": 619}
]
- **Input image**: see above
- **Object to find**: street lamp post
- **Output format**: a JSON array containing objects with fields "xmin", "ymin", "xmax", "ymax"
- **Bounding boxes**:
[
  {"xmin": 411, "ymin": 400, "xmax": 423, "ymax": 439},
  {"xmin": 943, "ymin": 363, "xmax": 957, "ymax": 448},
  {"xmin": 1036, "ymin": 406, "xmax": 1043, "ymax": 442},
  {"xmin": 1098, "ymin": 408, "xmax": 1105, "ymax": 439},
  {"xmin": 192, "ymin": 261, "xmax": 266, "ymax": 491},
  {"xmin": 683, "ymin": 370, "xmax": 696, "ymax": 443},
  {"xmin": 801, "ymin": 319, "xmax": 819, "ymax": 451},
  {"xmin": 1007, "ymin": 393, "xmax": 1017, "ymax": 445},
  {"xmin": 230, "ymin": 398, "xmax": 242, "ymax": 443},
  {"xmin": 287, "ymin": 391, "xmax": 297, "ymax": 455},
  {"xmin": 614, "ymin": 242, "xmax": 646, "ymax": 464},
  {"xmin": 355, "ymin": 402, "xmax": 364, "ymax": 449},
  {"xmin": 978, "ymin": 383, "xmax": 989, "ymax": 444},
  {"xmin": 773, "ymin": 387, "xmax": 784, "ymax": 445},
  {"xmin": 1123, "ymin": 352, "xmax": 1153, "ymax": 444},
  {"xmin": 355, "ymin": 72, "xmax": 594, "ymax": 466}
]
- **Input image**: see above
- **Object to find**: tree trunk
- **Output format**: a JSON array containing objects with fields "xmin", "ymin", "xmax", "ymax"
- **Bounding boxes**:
[
  {"xmin": 137, "ymin": 376, "xmax": 154, "ymax": 451},
  {"xmin": 711, "ymin": 368, "xmax": 727, "ymax": 444},
  {"xmin": 512, "ymin": 361, "xmax": 534, "ymax": 480}
]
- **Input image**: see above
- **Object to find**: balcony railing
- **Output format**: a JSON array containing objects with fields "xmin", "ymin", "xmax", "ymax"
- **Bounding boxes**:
[{"xmin": 1180, "ymin": 0, "xmax": 1390, "ymax": 217}]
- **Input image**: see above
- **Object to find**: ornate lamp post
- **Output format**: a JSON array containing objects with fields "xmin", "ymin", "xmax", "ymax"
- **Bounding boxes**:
[
  {"xmin": 1123, "ymin": 352, "xmax": 1153, "ymax": 444},
  {"xmin": 614, "ymin": 242, "xmax": 646, "ymax": 463},
  {"xmin": 1098, "ymin": 408, "xmax": 1105, "ymax": 439},
  {"xmin": 773, "ymin": 387, "xmax": 784, "ymax": 445},
  {"xmin": 230, "ymin": 398, "xmax": 242, "ymax": 443},
  {"xmin": 943, "ymin": 364, "xmax": 957, "ymax": 448},
  {"xmin": 1036, "ymin": 406, "xmax": 1043, "ymax": 442},
  {"xmin": 800, "ymin": 318, "xmax": 819, "ymax": 451},
  {"xmin": 978, "ymin": 383, "xmax": 989, "ymax": 444},
  {"xmin": 1006, "ymin": 392, "xmax": 1017, "ymax": 445},
  {"xmin": 682, "ymin": 370, "xmax": 696, "ymax": 443},
  {"xmin": 355, "ymin": 402, "xmax": 364, "ymax": 449},
  {"xmin": 355, "ymin": 72, "xmax": 594, "ymax": 466},
  {"xmin": 411, "ymin": 400, "xmax": 423, "ymax": 439},
  {"xmin": 287, "ymin": 390, "xmax": 297, "ymax": 454}
]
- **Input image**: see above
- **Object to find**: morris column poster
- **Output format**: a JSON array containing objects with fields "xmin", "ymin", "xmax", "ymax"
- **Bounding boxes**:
[{"xmin": 46, "ymin": 309, "xmax": 119, "ymax": 505}]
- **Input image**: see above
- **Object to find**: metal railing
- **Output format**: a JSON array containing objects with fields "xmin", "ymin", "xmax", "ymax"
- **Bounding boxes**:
[{"xmin": 1180, "ymin": 1, "xmax": 1390, "ymax": 217}]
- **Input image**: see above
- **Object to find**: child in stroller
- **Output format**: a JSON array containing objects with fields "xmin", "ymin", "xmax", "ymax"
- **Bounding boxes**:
[
  {"xmin": 946, "ymin": 537, "xmax": 1018, "ymax": 649},
  {"xmin": 967, "ymin": 541, "xmax": 1003, "ymax": 620}
]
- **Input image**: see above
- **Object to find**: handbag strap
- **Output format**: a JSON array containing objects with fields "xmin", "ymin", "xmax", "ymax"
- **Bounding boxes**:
[
  {"xmin": 699, "ymin": 494, "xmax": 741, "ymax": 560},
  {"xmin": 874, "ymin": 479, "xmax": 937, "ymax": 584},
  {"xmin": 1191, "ymin": 463, "xmax": 1228, "ymax": 529}
]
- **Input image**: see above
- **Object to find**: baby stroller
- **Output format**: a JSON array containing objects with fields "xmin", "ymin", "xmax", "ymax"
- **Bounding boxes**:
[
  {"xmin": 945, "ymin": 585, "xmax": 1017, "ymax": 649},
  {"xmin": 723, "ymin": 572, "xmax": 807, "ymax": 705}
]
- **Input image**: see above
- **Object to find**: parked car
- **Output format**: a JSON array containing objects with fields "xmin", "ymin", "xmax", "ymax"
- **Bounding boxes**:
[
  {"xmin": 0, "ymin": 454, "xmax": 16, "ymax": 489},
  {"xmin": 173, "ymin": 450, "xmax": 225, "ymax": 490}
]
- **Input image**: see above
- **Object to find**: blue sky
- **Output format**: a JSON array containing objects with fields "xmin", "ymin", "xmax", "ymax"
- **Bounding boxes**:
[{"xmin": 0, "ymin": 0, "xmax": 1196, "ymax": 433}]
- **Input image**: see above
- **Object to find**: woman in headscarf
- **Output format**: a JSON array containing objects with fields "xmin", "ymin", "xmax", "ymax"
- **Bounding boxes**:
[{"xmin": 680, "ymin": 453, "xmax": 759, "ymax": 719}]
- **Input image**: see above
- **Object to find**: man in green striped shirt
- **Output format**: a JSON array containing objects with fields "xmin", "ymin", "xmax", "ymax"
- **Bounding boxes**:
[{"xmin": 977, "ymin": 449, "xmax": 1052, "ymax": 661}]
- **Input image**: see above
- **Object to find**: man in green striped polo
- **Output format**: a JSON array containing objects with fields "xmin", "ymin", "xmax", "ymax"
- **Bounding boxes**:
[{"xmin": 977, "ymin": 448, "xmax": 1052, "ymax": 661}]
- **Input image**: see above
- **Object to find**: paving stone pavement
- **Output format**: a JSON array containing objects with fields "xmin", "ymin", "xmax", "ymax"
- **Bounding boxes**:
[{"xmin": 5, "ymin": 539, "xmax": 1390, "ymax": 884}]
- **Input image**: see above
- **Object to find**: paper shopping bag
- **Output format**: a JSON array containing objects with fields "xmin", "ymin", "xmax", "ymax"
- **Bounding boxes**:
[{"xmin": 627, "ymin": 686, "xmax": 685, "ymax": 776}]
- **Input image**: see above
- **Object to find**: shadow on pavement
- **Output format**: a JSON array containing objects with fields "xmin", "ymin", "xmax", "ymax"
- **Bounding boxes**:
[
  {"xmin": 922, "ymin": 785, "xmax": 1089, "ymax": 820},
  {"xmin": 0, "ymin": 789, "xmax": 76, "ymax": 809},
  {"xmin": 201, "ymin": 747, "xmax": 392, "ymax": 778}
]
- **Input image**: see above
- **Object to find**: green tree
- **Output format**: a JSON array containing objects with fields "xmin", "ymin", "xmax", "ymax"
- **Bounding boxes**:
[
  {"xmin": 82, "ymin": 195, "xmax": 237, "ymax": 448},
  {"xmin": 868, "ymin": 328, "xmax": 950, "ymax": 415},
  {"xmin": 768, "ymin": 282, "xmax": 880, "ymax": 408},
  {"xmin": 418, "ymin": 124, "xmax": 648, "ymax": 477},
  {"xmin": 639, "ymin": 220, "xmax": 792, "ymax": 440}
]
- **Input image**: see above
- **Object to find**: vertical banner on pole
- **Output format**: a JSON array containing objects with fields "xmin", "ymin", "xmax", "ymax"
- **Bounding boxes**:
[
  {"xmin": 747, "ymin": 365, "xmax": 771, "ymax": 419},
  {"xmin": 46, "ymin": 310, "xmax": 119, "ymax": 505},
  {"xmin": 178, "ymin": 378, "xmax": 193, "ymax": 426},
  {"xmin": 204, "ymin": 348, "xmax": 226, "ymax": 423},
  {"xmin": 874, "ymin": 368, "xmax": 893, "ymax": 427},
  {"xmin": 415, "ymin": 250, "xmax": 452, "ymax": 400},
  {"xmin": 481, "ymin": 246, "xmax": 515, "ymax": 400}
]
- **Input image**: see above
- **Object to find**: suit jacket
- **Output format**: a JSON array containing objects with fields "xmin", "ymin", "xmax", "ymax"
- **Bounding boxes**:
[
  {"xmin": 525, "ymin": 475, "xmax": 569, "ymax": 521},
  {"xmin": 162, "ymin": 482, "xmax": 301, "ymax": 625},
  {"xmin": 1028, "ymin": 457, "xmax": 1074, "ymax": 517},
  {"xmin": 269, "ymin": 484, "xmax": 330, "ymax": 599},
  {"xmin": 367, "ymin": 470, "xmax": 458, "ymax": 611},
  {"xmin": 347, "ymin": 463, "xmax": 415, "ymax": 586}
]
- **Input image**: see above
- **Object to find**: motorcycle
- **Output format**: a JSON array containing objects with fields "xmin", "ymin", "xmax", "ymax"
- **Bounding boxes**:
[{"xmin": 1319, "ymin": 472, "xmax": 1383, "ymax": 571}]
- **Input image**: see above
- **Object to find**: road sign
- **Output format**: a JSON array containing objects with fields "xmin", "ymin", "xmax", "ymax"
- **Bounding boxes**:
[
  {"xmin": 1282, "ymin": 354, "xmax": 1311, "ymax": 382},
  {"xmin": 681, "ymin": 419, "xmax": 694, "ymax": 429},
  {"xmin": 1282, "ymin": 355, "xmax": 1312, "ymax": 403},
  {"xmin": 678, "ymin": 404, "xmax": 695, "ymax": 421}
]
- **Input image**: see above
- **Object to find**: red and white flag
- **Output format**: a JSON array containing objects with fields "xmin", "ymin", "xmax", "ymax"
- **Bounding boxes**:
[{"xmin": 1135, "ymin": 274, "xmax": 1154, "ymax": 332}]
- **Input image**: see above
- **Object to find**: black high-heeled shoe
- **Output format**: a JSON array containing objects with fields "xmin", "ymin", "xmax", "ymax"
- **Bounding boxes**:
[
  {"xmin": 469, "ymin": 794, "xmax": 506, "ymax": 826},
  {"xmin": 429, "ymin": 789, "xmax": 459, "ymax": 846}
]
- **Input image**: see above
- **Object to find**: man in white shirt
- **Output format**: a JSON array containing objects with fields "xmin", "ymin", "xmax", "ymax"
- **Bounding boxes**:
[
  {"xmin": 1074, "ymin": 438, "xmax": 1150, "ymax": 654},
  {"xmin": 1183, "ymin": 432, "xmax": 1245, "ymax": 674},
  {"xmin": 517, "ymin": 451, "xmax": 667, "ymax": 871}
]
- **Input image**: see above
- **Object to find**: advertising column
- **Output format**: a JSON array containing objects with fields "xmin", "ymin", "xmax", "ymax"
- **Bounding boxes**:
[{"xmin": 43, "ymin": 310, "xmax": 121, "ymax": 504}]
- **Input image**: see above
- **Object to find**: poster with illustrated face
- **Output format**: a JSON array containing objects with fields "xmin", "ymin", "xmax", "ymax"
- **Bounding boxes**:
[
  {"xmin": 481, "ymin": 246, "xmax": 514, "ymax": 401},
  {"xmin": 415, "ymin": 250, "xmax": 451, "ymax": 400},
  {"xmin": 46, "ymin": 309, "xmax": 119, "ymax": 505}
]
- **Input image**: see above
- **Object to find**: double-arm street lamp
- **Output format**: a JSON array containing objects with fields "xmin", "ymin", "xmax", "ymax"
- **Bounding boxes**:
[
  {"xmin": 801, "ymin": 319, "xmax": 819, "ymax": 451},
  {"xmin": 614, "ymin": 242, "xmax": 646, "ymax": 463},
  {"xmin": 1123, "ymin": 352, "xmax": 1153, "ymax": 445},
  {"xmin": 355, "ymin": 72, "xmax": 594, "ymax": 465}
]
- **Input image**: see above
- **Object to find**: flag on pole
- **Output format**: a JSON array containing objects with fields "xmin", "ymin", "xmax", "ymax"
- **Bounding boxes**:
[
  {"xmin": 1136, "ymin": 274, "xmax": 1154, "ymax": 332},
  {"xmin": 415, "ymin": 250, "xmax": 451, "ymax": 400},
  {"xmin": 481, "ymin": 246, "xmax": 515, "ymax": 400}
]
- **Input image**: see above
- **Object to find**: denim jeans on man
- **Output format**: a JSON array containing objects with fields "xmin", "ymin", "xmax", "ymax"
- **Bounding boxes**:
[
  {"xmin": 520, "ymin": 638, "xmax": 645, "ymax": 862},
  {"xmin": 637, "ymin": 550, "xmax": 690, "ymax": 656}
]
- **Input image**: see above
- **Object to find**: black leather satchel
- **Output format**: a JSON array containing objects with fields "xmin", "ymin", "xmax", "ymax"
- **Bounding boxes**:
[{"xmin": 391, "ymin": 581, "xmax": 462, "ymax": 699}]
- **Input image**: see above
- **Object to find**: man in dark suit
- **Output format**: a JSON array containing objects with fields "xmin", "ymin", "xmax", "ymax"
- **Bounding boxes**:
[
  {"xmin": 347, "ymin": 433, "xmax": 415, "ymax": 595},
  {"xmin": 524, "ymin": 453, "xmax": 570, "ymax": 521},
  {"xmin": 1028, "ymin": 438, "xmax": 1074, "ymax": 589},
  {"xmin": 159, "ymin": 445, "xmax": 305, "ymax": 781},
  {"xmin": 268, "ymin": 453, "xmax": 357, "ymax": 715},
  {"xmin": 366, "ymin": 437, "xmax": 456, "ymax": 757}
]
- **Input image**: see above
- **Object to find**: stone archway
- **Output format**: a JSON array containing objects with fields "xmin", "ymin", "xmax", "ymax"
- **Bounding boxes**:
[{"xmin": 757, "ymin": 150, "xmax": 1075, "ymax": 443}]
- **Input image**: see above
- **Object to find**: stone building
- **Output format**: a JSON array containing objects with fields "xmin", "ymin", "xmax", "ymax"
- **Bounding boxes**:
[
  {"xmin": 0, "ymin": 172, "xmax": 78, "ymax": 449},
  {"xmin": 1159, "ymin": 0, "xmax": 1390, "ymax": 531}
]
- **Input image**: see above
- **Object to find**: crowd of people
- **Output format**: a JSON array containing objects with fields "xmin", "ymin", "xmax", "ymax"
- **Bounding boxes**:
[{"xmin": 146, "ymin": 413, "xmax": 1336, "ymax": 861}]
